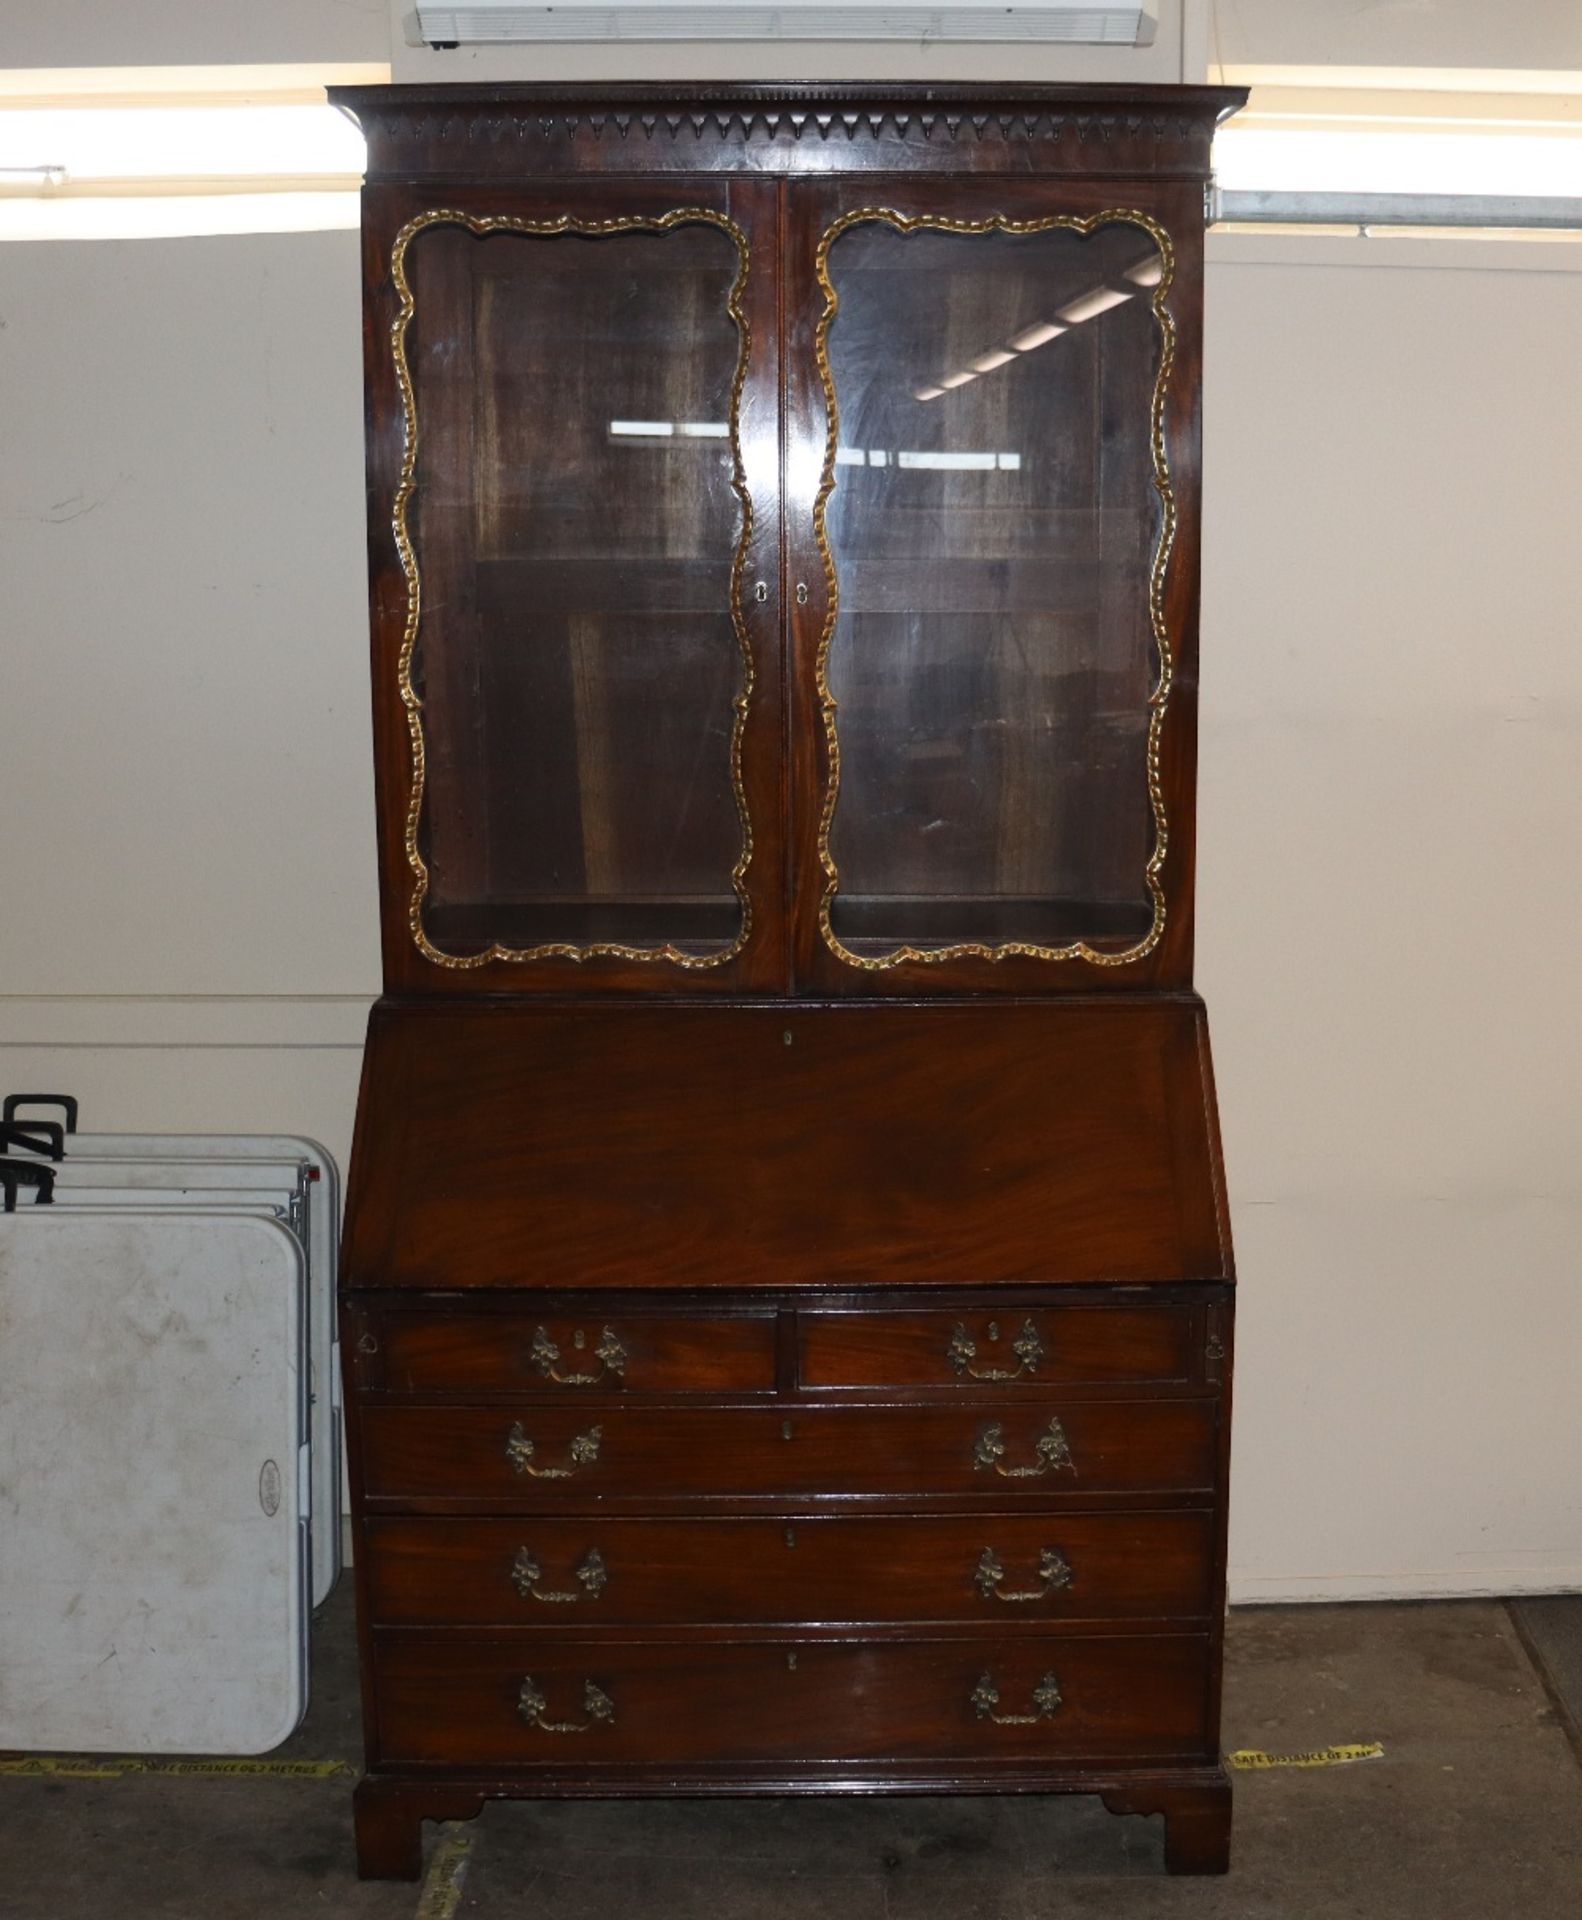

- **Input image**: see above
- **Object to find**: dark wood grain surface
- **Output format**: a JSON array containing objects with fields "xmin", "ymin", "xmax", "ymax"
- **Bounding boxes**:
[
  {"xmin": 357, "ymin": 1398, "xmax": 1220, "ymax": 1503},
  {"xmin": 370, "ymin": 1630, "xmax": 1214, "ymax": 1768},
  {"xmin": 362, "ymin": 1510, "xmax": 1216, "ymax": 1627},
  {"xmin": 341, "ymin": 999, "xmax": 1231, "ymax": 1290}
]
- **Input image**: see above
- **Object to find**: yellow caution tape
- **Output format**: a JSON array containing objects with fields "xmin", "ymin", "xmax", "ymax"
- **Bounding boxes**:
[
  {"xmin": 1228, "ymin": 1743, "xmax": 1384, "ymax": 1770},
  {"xmin": 0, "ymin": 1755, "xmax": 352, "ymax": 1780},
  {"xmin": 415, "ymin": 1825, "xmax": 474, "ymax": 1920}
]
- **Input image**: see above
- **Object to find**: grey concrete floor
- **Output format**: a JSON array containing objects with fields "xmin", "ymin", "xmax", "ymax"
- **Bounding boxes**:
[{"xmin": 4, "ymin": 1592, "xmax": 1580, "ymax": 1917}]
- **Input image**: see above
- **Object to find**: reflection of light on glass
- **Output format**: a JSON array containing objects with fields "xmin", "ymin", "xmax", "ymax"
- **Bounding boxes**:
[
  {"xmin": 1056, "ymin": 285, "xmax": 1133, "ymax": 323},
  {"xmin": 609, "ymin": 420, "xmax": 729, "ymax": 440},
  {"xmin": 832, "ymin": 449, "xmax": 1023, "ymax": 470},
  {"xmin": 913, "ymin": 384, "xmax": 946, "ymax": 401},
  {"xmin": 1125, "ymin": 255, "xmax": 1163, "ymax": 287},
  {"xmin": 938, "ymin": 370, "xmax": 977, "ymax": 390},
  {"xmin": 970, "ymin": 348, "xmax": 1016, "ymax": 371},
  {"xmin": 1009, "ymin": 320, "xmax": 1066, "ymax": 351},
  {"xmin": 896, "ymin": 451, "xmax": 1021, "ymax": 471}
]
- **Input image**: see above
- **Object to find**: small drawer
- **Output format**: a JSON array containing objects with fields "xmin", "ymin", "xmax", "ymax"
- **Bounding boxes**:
[
  {"xmin": 368, "ymin": 1309, "xmax": 777, "ymax": 1396},
  {"xmin": 362, "ymin": 1510, "xmax": 1216, "ymax": 1627},
  {"xmin": 358, "ymin": 1398, "xmax": 1219, "ymax": 1503},
  {"xmin": 372, "ymin": 1631, "xmax": 1213, "ymax": 1768},
  {"xmin": 800, "ymin": 1304, "xmax": 1195, "ymax": 1391}
]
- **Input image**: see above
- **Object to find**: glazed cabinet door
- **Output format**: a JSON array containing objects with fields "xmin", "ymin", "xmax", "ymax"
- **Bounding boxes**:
[
  {"xmin": 785, "ymin": 177, "xmax": 1205, "ymax": 996},
  {"xmin": 361, "ymin": 178, "xmax": 786, "ymax": 993}
]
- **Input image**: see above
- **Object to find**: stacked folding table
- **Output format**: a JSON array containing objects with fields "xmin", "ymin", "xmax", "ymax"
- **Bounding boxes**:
[{"xmin": 0, "ymin": 1095, "xmax": 341, "ymax": 1754}]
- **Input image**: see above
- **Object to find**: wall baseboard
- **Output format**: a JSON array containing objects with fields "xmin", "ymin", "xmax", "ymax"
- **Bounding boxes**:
[{"xmin": 1230, "ymin": 1568, "xmax": 1582, "ymax": 1605}]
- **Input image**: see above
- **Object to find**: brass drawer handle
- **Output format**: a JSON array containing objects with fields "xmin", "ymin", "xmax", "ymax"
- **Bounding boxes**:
[
  {"xmin": 974, "ymin": 1546, "xmax": 1074, "ymax": 1603},
  {"xmin": 973, "ymin": 1416, "xmax": 1074, "ymax": 1479},
  {"xmin": 530, "ymin": 1325, "xmax": 627, "ymax": 1387},
  {"xmin": 516, "ymin": 1675, "xmax": 614, "ymax": 1735},
  {"xmin": 511, "ymin": 1545, "xmax": 608, "ymax": 1604},
  {"xmin": 971, "ymin": 1671, "xmax": 1063, "ymax": 1726},
  {"xmin": 506, "ymin": 1421, "xmax": 603, "ymax": 1478},
  {"xmin": 948, "ymin": 1317, "xmax": 1043, "ymax": 1382}
]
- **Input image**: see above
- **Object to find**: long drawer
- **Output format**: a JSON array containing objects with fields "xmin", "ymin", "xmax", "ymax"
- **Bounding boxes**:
[
  {"xmin": 362, "ymin": 1510, "xmax": 1215, "ymax": 1626},
  {"xmin": 372, "ymin": 1631, "xmax": 1213, "ymax": 1767},
  {"xmin": 358, "ymin": 1400, "xmax": 1219, "ymax": 1503}
]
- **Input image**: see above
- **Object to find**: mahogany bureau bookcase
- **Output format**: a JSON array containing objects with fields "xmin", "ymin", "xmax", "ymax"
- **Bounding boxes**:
[{"xmin": 331, "ymin": 79, "xmax": 1245, "ymax": 1881}]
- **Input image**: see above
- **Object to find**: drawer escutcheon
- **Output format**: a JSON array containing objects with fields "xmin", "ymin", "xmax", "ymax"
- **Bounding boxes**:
[
  {"xmin": 974, "ymin": 1545, "xmax": 1074, "ymax": 1603},
  {"xmin": 971, "ymin": 1671, "xmax": 1063, "ymax": 1726},
  {"xmin": 973, "ymin": 1416, "xmax": 1075, "ymax": 1479},
  {"xmin": 516, "ymin": 1675, "xmax": 615, "ymax": 1734},
  {"xmin": 511, "ymin": 1544, "xmax": 608, "ymax": 1604}
]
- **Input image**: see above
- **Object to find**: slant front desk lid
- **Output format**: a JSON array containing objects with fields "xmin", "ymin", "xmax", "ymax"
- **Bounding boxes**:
[{"xmin": 343, "ymin": 1001, "xmax": 1232, "ymax": 1290}]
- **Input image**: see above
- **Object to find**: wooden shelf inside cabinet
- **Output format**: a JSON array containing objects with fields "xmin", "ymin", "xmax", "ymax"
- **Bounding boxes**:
[{"xmin": 333, "ymin": 79, "xmax": 1243, "ymax": 1886}]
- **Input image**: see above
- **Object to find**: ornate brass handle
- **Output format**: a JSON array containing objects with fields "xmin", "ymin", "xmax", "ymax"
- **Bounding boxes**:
[
  {"xmin": 974, "ymin": 1546, "xmax": 1074, "ymax": 1603},
  {"xmin": 511, "ymin": 1545, "xmax": 608, "ymax": 1604},
  {"xmin": 971, "ymin": 1671, "xmax": 1063, "ymax": 1726},
  {"xmin": 506, "ymin": 1422, "xmax": 603, "ymax": 1478},
  {"xmin": 947, "ymin": 1317, "xmax": 1044, "ymax": 1382},
  {"xmin": 973, "ymin": 1416, "xmax": 1074, "ymax": 1479},
  {"xmin": 516, "ymin": 1675, "xmax": 615, "ymax": 1735},
  {"xmin": 530, "ymin": 1325, "xmax": 627, "ymax": 1387}
]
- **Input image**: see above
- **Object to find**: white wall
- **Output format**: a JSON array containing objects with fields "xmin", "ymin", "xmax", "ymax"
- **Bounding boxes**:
[
  {"xmin": 0, "ymin": 233, "xmax": 377, "ymax": 1178},
  {"xmin": 1204, "ymin": 0, "xmax": 1582, "ymax": 74},
  {"xmin": 4, "ymin": 221, "xmax": 1579, "ymax": 1598},
  {"xmin": 1200, "ymin": 232, "xmax": 1582, "ymax": 1597}
]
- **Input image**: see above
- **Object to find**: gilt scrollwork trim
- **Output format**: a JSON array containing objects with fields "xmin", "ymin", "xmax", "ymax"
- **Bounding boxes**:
[
  {"xmin": 388, "ymin": 206, "xmax": 757, "ymax": 970},
  {"xmin": 810, "ymin": 206, "xmax": 1178, "ymax": 970}
]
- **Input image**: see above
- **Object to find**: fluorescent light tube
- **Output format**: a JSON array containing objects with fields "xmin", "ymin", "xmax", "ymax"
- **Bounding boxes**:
[
  {"xmin": 1009, "ymin": 321, "xmax": 1066, "ymax": 350},
  {"xmin": 1056, "ymin": 285, "xmax": 1134, "ymax": 323}
]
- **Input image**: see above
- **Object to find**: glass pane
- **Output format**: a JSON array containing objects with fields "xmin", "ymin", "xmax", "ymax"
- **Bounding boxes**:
[
  {"xmin": 401, "ymin": 217, "xmax": 748, "ymax": 961},
  {"xmin": 820, "ymin": 218, "xmax": 1167, "ymax": 959}
]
